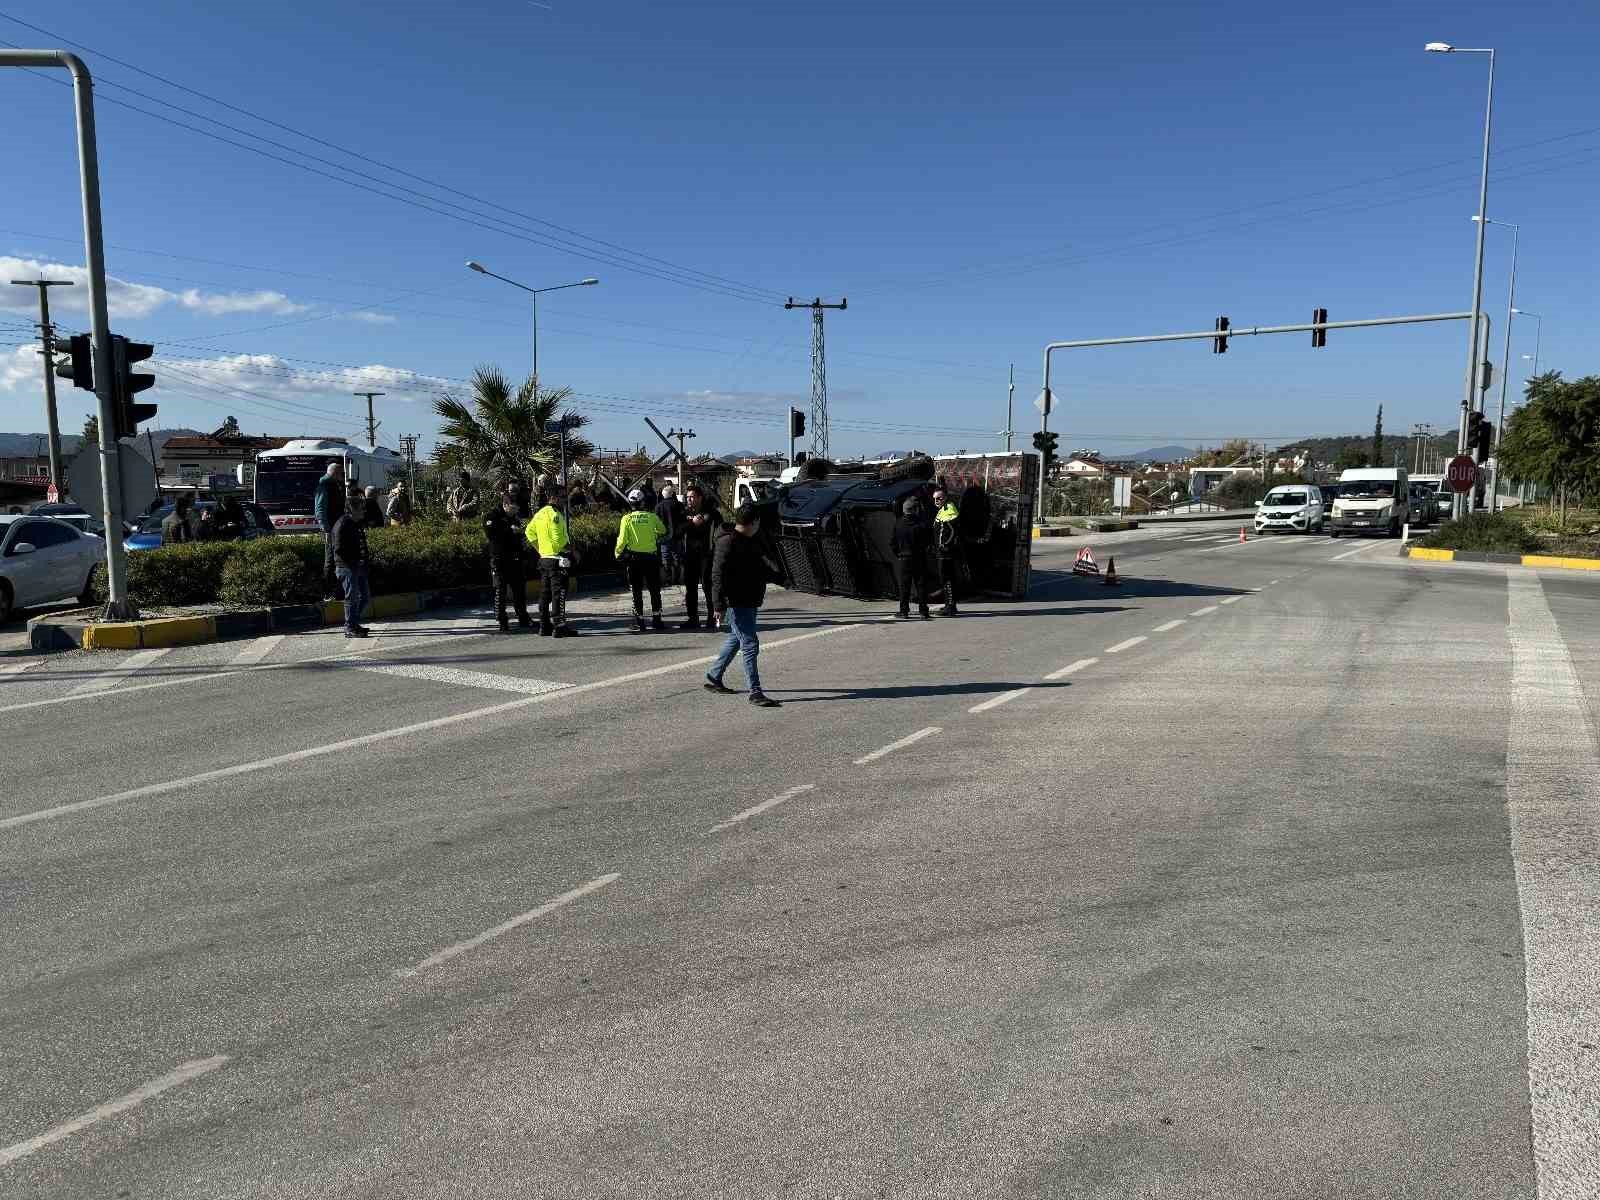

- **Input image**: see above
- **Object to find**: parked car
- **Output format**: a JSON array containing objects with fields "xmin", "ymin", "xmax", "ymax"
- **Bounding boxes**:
[
  {"xmin": 1253, "ymin": 484, "xmax": 1325, "ymax": 535},
  {"xmin": 125, "ymin": 501, "xmax": 278, "ymax": 551},
  {"xmin": 28, "ymin": 502, "xmax": 112, "ymax": 537},
  {"xmin": 0, "ymin": 514, "xmax": 102, "ymax": 622}
]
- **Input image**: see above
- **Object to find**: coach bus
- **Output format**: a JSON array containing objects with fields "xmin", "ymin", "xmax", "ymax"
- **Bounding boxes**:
[{"xmin": 253, "ymin": 439, "xmax": 403, "ymax": 531}]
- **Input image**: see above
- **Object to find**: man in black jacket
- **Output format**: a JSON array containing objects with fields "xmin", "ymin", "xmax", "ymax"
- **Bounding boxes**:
[
  {"xmin": 891, "ymin": 496, "xmax": 932, "ymax": 620},
  {"xmin": 331, "ymin": 482, "xmax": 372, "ymax": 639},
  {"xmin": 655, "ymin": 483, "xmax": 686, "ymax": 585},
  {"xmin": 705, "ymin": 503, "xmax": 779, "ymax": 708},
  {"xmin": 677, "ymin": 482, "xmax": 721, "ymax": 630},
  {"xmin": 482, "ymin": 482, "xmax": 532, "ymax": 633}
]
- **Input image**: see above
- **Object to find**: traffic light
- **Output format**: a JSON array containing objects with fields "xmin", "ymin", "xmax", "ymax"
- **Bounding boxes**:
[
  {"xmin": 110, "ymin": 335, "xmax": 157, "ymax": 441},
  {"xmin": 1312, "ymin": 307, "xmax": 1328, "ymax": 349},
  {"xmin": 1474, "ymin": 417, "xmax": 1495, "ymax": 463},
  {"xmin": 789, "ymin": 407, "xmax": 805, "ymax": 439},
  {"xmin": 1032, "ymin": 429, "xmax": 1059, "ymax": 473},
  {"xmin": 52, "ymin": 333, "xmax": 94, "ymax": 391},
  {"xmin": 1213, "ymin": 316, "xmax": 1230, "ymax": 354},
  {"xmin": 1466, "ymin": 411, "xmax": 1484, "ymax": 462}
]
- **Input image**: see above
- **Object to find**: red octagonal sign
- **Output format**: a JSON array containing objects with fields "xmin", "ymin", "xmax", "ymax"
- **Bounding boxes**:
[{"xmin": 1446, "ymin": 454, "xmax": 1479, "ymax": 493}]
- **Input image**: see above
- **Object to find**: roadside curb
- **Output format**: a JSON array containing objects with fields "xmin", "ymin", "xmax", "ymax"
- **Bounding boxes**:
[
  {"xmin": 1401, "ymin": 546, "xmax": 1600, "ymax": 571},
  {"xmin": 27, "ymin": 570, "xmax": 627, "ymax": 652}
]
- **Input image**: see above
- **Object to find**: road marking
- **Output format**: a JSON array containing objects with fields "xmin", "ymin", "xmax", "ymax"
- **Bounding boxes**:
[
  {"xmin": 1151, "ymin": 619, "xmax": 1185, "ymax": 633},
  {"xmin": 227, "ymin": 635, "xmax": 283, "ymax": 667},
  {"xmin": 0, "ymin": 622, "xmax": 867, "ymax": 832},
  {"xmin": 1331, "ymin": 542, "xmax": 1382, "ymax": 561},
  {"xmin": 1269, "ymin": 579, "xmax": 1280, "ymax": 586},
  {"xmin": 854, "ymin": 726, "xmax": 940, "ymax": 765},
  {"xmin": 0, "ymin": 658, "xmax": 43, "ymax": 680},
  {"xmin": 1190, "ymin": 605, "xmax": 1219, "ymax": 616},
  {"xmin": 969, "ymin": 688, "xmax": 1031, "ymax": 714},
  {"xmin": 0, "ymin": 1055, "xmax": 228, "ymax": 1168},
  {"xmin": 354, "ymin": 663, "xmax": 571, "ymax": 695},
  {"xmin": 1045, "ymin": 657, "xmax": 1097, "ymax": 679},
  {"xmin": 1104, "ymin": 636, "xmax": 1147, "ymax": 654},
  {"xmin": 1504, "ymin": 574, "xmax": 1600, "ymax": 1192},
  {"xmin": 65, "ymin": 648, "xmax": 171, "ymax": 697},
  {"xmin": 395, "ymin": 873, "xmax": 619, "ymax": 979},
  {"xmin": 1218, "ymin": 595, "xmax": 1243, "ymax": 605},
  {"xmin": 706, "ymin": 784, "xmax": 816, "ymax": 834}
]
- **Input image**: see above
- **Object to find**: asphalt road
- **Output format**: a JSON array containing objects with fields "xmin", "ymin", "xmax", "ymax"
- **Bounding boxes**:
[{"xmin": 3, "ymin": 521, "xmax": 1597, "ymax": 1198}]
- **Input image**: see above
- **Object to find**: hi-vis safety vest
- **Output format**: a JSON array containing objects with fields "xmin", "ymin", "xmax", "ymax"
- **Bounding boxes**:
[
  {"xmin": 615, "ymin": 510, "xmax": 667, "ymax": 556},
  {"xmin": 526, "ymin": 505, "xmax": 569, "ymax": 558},
  {"xmin": 935, "ymin": 502, "xmax": 959, "ymax": 524}
]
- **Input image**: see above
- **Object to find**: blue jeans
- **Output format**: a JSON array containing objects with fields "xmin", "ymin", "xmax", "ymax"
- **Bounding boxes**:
[
  {"xmin": 709, "ymin": 606, "xmax": 761, "ymax": 692},
  {"xmin": 336, "ymin": 565, "xmax": 370, "ymax": 631}
]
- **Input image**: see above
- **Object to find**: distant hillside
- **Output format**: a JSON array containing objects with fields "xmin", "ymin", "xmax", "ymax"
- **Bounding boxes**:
[
  {"xmin": 1120, "ymin": 444, "xmax": 1195, "ymax": 463},
  {"xmin": 0, "ymin": 427, "xmax": 203, "ymax": 458},
  {"xmin": 1274, "ymin": 431, "xmax": 1455, "ymax": 465}
]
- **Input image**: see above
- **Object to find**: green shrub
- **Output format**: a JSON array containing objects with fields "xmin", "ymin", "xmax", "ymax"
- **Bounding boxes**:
[
  {"xmin": 1416, "ymin": 513, "xmax": 1543, "ymax": 555},
  {"xmin": 568, "ymin": 511, "xmax": 620, "ymax": 572},
  {"xmin": 91, "ymin": 542, "xmax": 239, "ymax": 607},
  {"xmin": 219, "ymin": 540, "xmax": 323, "ymax": 606}
]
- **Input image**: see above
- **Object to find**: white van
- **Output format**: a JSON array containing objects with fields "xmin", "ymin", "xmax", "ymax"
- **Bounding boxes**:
[
  {"xmin": 1328, "ymin": 467, "xmax": 1409, "ymax": 538},
  {"xmin": 1253, "ymin": 484, "xmax": 1325, "ymax": 534}
]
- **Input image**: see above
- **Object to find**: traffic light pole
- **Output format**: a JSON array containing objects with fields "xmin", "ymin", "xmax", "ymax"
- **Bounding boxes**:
[
  {"xmin": 2, "ymin": 48, "xmax": 134, "ymax": 618},
  {"xmin": 1038, "ymin": 309, "xmax": 1484, "ymax": 531}
]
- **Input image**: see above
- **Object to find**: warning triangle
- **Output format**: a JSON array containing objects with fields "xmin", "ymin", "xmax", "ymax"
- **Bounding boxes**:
[{"xmin": 1072, "ymin": 545, "xmax": 1101, "ymax": 576}]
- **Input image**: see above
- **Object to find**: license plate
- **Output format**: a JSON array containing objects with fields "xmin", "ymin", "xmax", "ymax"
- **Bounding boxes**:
[{"xmin": 1353, "ymin": 520, "xmax": 1370, "ymax": 526}]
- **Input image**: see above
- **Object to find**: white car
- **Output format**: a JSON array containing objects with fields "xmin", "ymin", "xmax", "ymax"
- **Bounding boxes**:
[
  {"xmin": 0, "ymin": 514, "xmax": 103, "ymax": 623},
  {"xmin": 1253, "ymin": 485, "xmax": 1326, "ymax": 535}
]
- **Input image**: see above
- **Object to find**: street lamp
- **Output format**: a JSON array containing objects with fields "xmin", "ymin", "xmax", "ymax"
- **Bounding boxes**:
[
  {"xmin": 1473, "ymin": 215, "xmax": 1517, "ymax": 512},
  {"xmin": 1427, "ymin": 40, "xmax": 1495, "ymax": 520},
  {"xmin": 465, "ymin": 261, "xmax": 599, "ymax": 387},
  {"xmin": 1512, "ymin": 308, "xmax": 1542, "ymax": 378}
]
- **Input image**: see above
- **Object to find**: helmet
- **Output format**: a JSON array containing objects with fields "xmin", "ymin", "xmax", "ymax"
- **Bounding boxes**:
[{"xmin": 627, "ymin": 488, "xmax": 647, "ymax": 509}]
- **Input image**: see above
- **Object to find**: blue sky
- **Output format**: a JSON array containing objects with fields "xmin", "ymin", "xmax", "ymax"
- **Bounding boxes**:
[{"xmin": 2, "ymin": 0, "xmax": 1595, "ymax": 461}]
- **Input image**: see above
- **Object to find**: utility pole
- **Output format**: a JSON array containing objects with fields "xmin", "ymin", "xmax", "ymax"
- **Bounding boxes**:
[
  {"xmin": 785, "ymin": 296, "xmax": 846, "ymax": 460},
  {"xmin": 1004, "ymin": 363, "xmax": 1014, "ymax": 452},
  {"xmin": 9, "ymin": 278, "xmax": 73, "ymax": 496},
  {"xmin": 398, "ymin": 434, "xmax": 418, "ymax": 499},
  {"xmin": 666, "ymin": 427, "xmax": 695, "ymax": 491},
  {"xmin": 354, "ymin": 392, "xmax": 384, "ymax": 445}
]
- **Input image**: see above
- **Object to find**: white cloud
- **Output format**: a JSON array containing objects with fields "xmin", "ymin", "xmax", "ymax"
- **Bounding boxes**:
[
  {"xmin": 340, "ymin": 310, "xmax": 399, "ymax": 325},
  {"xmin": 157, "ymin": 353, "xmax": 453, "ymax": 404},
  {"xmin": 658, "ymin": 388, "xmax": 802, "ymax": 408},
  {"xmin": 0, "ymin": 343, "xmax": 39, "ymax": 395},
  {"xmin": 0, "ymin": 256, "xmax": 307, "ymax": 321}
]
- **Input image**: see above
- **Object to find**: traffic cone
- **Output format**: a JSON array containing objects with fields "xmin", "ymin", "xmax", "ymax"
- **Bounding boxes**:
[
  {"xmin": 1239, "ymin": 526, "xmax": 1247, "ymax": 543},
  {"xmin": 1102, "ymin": 557, "xmax": 1120, "ymax": 585}
]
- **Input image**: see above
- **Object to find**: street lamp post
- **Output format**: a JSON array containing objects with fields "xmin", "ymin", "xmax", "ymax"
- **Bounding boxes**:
[
  {"xmin": 1514, "ymin": 310, "xmax": 1542, "ymax": 378},
  {"xmin": 465, "ymin": 262, "xmax": 599, "ymax": 388},
  {"xmin": 1427, "ymin": 41, "xmax": 1495, "ymax": 521},
  {"xmin": 1475, "ymin": 216, "xmax": 1517, "ymax": 512}
]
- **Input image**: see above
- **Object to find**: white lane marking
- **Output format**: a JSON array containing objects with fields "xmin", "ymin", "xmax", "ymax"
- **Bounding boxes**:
[
  {"xmin": 1269, "ymin": 579, "xmax": 1280, "ymax": 586},
  {"xmin": 226, "ymin": 635, "xmax": 283, "ymax": 668},
  {"xmin": 0, "ymin": 1055, "xmax": 228, "ymax": 1168},
  {"xmin": 0, "ymin": 659, "xmax": 44, "ymax": 680},
  {"xmin": 1045, "ymin": 657, "xmax": 1097, "ymax": 680},
  {"xmin": 395, "ymin": 873, "xmax": 619, "ymax": 979},
  {"xmin": 1504, "ymin": 574, "xmax": 1600, "ymax": 1192},
  {"xmin": 969, "ymin": 688, "xmax": 1031, "ymax": 714},
  {"xmin": 854, "ymin": 726, "xmax": 941, "ymax": 765},
  {"xmin": 706, "ymin": 784, "xmax": 816, "ymax": 834},
  {"xmin": 1331, "ymin": 542, "xmax": 1383, "ymax": 561},
  {"xmin": 1218, "ymin": 595, "xmax": 1243, "ymax": 605},
  {"xmin": 1104, "ymin": 636, "xmax": 1147, "ymax": 654},
  {"xmin": 1, "ymin": 622, "xmax": 867, "ymax": 832},
  {"xmin": 1151, "ymin": 619, "xmax": 1185, "ymax": 633},
  {"xmin": 354, "ymin": 663, "xmax": 571, "ymax": 696},
  {"xmin": 1190, "ymin": 605, "xmax": 1219, "ymax": 617},
  {"xmin": 65, "ymin": 648, "xmax": 171, "ymax": 697}
]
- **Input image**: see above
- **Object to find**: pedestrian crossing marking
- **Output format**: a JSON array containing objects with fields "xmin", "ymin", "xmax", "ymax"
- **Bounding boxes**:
[{"xmin": 351, "ymin": 662, "xmax": 573, "ymax": 695}]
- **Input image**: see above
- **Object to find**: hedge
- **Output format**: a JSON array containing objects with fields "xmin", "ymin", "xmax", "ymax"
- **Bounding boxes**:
[
  {"xmin": 93, "ymin": 511, "xmax": 623, "ymax": 608},
  {"xmin": 1413, "ymin": 512, "xmax": 1544, "ymax": 555}
]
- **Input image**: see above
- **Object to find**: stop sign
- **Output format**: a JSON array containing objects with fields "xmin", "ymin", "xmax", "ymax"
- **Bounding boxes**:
[{"xmin": 1446, "ymin": 454, "xmax": 1478, "ymax": 493}]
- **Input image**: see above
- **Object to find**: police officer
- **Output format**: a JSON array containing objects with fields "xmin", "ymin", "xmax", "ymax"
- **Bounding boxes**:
[
  {"xmin": 483, "ymin": 482, "xmax": 532, "ymax": 633},
  {"xmin": 527, "ymin": 484, "xmax": 580, "ymax": 637},
  {"xmin": 891, "ymin": 496, "xmax": 932, "ymax": 620},
  {"xmin": 678, "ymin": 482, "xmax": 722, "ymax": 630},
  {"xmin": 615, "ymin": 488, "xmax": 668, "ymax": 632},
  {"xmin": 932, "ymin": 486, "xmax": 962, "ymax": 616}
]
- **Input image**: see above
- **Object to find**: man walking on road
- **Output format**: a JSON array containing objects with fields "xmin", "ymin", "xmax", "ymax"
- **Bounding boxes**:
[
  {"xmin": 331, "ymin": 481, "xmax": 373, "ymax": 639},
  {"xmin": 678, "ymin": 482, "xmax": 721, "ymax": 630},
  {"xmin": 616, "ymin": 488, "xmax": 669, "ymax": 633},
  {"xmin": 314, "ymin": 460, "xmax": 345, "ymax": 596},
  {"xmin": 932, "ymin": 486, "xmax": 962, "ymax": 616},
  {"xmin": 705, "ymin": 503, "xmax": 779, "ymax": 708},
  {"xmin": 483, "ymin": 482, "xmax": 532, "ymax": 634},
  {"xmin": 892, "ymin": 496, "xmax": 932, "ymax": 620},
  {"xmin": 527, "ymin": 483, "xmax": 580, "ymax": 637}
]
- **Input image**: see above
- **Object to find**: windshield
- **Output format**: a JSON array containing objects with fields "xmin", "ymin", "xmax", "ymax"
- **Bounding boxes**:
[
  {"xmin": 1341, "ymin": 480, "xmax": 1396, "ymax": 499},
  {"xmin": 255, "ymin": 467, "xmax": 323, "ymax": 506},
  {"xmin": 1265, "ymin": 491, "xmax": 1308, "ymax": 506}
]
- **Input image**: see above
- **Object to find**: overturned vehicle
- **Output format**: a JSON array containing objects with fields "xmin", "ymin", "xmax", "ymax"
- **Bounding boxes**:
[{"xmin": 757, "ymin": 452, "xmax": 1038, "ymax": 603}]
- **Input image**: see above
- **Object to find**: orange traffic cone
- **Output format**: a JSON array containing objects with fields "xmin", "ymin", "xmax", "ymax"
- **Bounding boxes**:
[
  {"xmin": 1102, "ymin": 556, "xmax": 1120, "ymax": 585},
  {"xmin": 1239, "ymin": 526, "xmax": 1247, "ymax": 543}
]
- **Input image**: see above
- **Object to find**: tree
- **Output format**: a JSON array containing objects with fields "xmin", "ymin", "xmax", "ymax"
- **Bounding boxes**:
[
  {"xmin": 1332, "ymin": 444, "xmax": 1366, "ymax": 473},
  {"xmin": 432, "ymin": 366, "xmax": 595, "ymax": 489},
  {"xmin": 82, "ymin": 413, "xmax": 99, "ymax": 447},
  {"xmin": 1497, "ymin": 373, "xmax": 1600, "ymax": 527},
  {"xmin": 1371, "ymin": 404, "xmax": 1384, "ymax": 468}
]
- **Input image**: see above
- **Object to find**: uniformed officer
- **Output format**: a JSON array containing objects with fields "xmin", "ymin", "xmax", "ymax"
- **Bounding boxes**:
[
  {"xmin": 891, "ymin": 496, "xmax": 932, "ymax": 620},
  {"xmin": 616, "ymin": 488, "xmax": 669, "ymax": 632},
  {"xmin": 483, "ymin": 482, "xmax": 532, "ymax": 633},
  {"xmin": 932, "ymin": 486, "xmax": 962, "ymax": 616},
  {"xmin": 526, "ymin": 484, "xmax": 580, "ymax": 637}
]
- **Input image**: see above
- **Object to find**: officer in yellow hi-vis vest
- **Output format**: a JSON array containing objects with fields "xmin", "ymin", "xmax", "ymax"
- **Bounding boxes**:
[
  {"xmin": 933, "ymin": 486, "xmax": 962, "ymax": 616},
  {"xmin": 526, "ymin": 482, "xmax": 580, "ymax": 637},
  {"xmin": 616, "ymin": 488, "xmax": 669, "ymax": 632}
]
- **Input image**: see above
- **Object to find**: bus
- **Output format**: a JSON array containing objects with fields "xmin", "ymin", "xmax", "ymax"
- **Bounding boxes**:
[{"xmin": 254, "ymin": 439, "xmax": 404, "ymax": 531}]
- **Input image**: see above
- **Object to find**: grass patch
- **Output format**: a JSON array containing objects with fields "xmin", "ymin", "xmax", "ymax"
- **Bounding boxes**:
[{"xmin": 1414, "ymin": 513, "xmax": 1544, "ymax": 555}]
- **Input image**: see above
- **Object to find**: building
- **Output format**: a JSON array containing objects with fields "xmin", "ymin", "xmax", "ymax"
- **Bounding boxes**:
[
  {"xmin": 159, "ymin": 428, "xmax": 294, "ymax": 489},
  {"xmin": 1059, "ymin": 455, "xmax": 1107, "ymax": 479},
  {"xmin": 1187, "ymin": 465, "xmax": 1259, "ymax": 497}
]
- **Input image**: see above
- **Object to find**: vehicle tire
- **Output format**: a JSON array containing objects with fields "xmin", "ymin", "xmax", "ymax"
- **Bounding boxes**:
[
  {"xmin": 0, "ymin": 580, "xmax": 12, "ymax": 625},
  {"xmin": 1328, "ymin": 529, "xmax": 1339, "ymax": 539},
  {"xmin": 77, "ymin": 568, "xmax": 98, "ymax": 606}
]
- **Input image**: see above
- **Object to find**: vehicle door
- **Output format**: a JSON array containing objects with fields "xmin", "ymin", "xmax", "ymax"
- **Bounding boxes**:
[
  {"xmin": 30, "ymin": 520, "xmax": 89, "ymax": 598},
  {"xmin": 5, "ymin": 520, "xmax": 65, "ymax": 605}
]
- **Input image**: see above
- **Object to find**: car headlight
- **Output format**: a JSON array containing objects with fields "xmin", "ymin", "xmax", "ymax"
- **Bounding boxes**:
[{"xmin": 1377, "ymin": 505, "xmax": 1392, "ymax": 519}]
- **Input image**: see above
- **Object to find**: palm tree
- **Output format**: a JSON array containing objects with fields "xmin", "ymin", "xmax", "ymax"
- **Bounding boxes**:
[{"xmin": 432, "ymin": 366, "xmax": 595, "ymax": 488}]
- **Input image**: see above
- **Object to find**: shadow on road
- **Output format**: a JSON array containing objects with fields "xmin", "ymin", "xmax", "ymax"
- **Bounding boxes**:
[
  {"xmin": 777, "ymin": 680, "xmax": 1071, "ymax": 704},
  {"xmin": 1030, "ymin": 572, "xmax": 1247, "ymax": 601}
]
